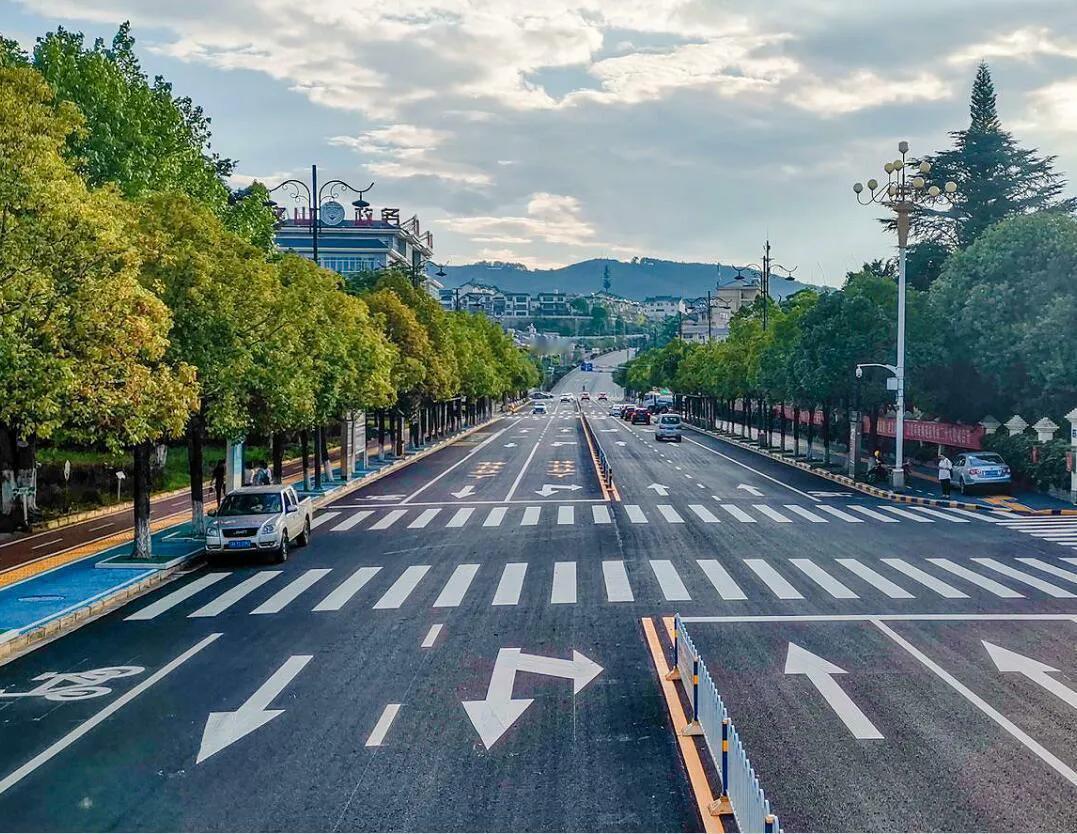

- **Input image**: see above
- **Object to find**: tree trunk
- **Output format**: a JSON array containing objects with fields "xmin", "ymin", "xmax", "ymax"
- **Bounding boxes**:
[
  {"xmin": 301, "ymin": 430, "xmax": 310, "ymax": 491},
  {"xmin": 313, "ymin": 425, "xmax": 323, "ymax": 489},
  {"xmin": 806, "ymin": 407, "xmax": 815, "ymax": 460},
  {"xmin": 377, "ymin": 411, "xmax": 386, "ymax": 461},
  {"xmin": 779, "ymin": 402, "xmax": 787, "ymax": 454},
  {"xmin": 188, "ymin": 414, "xmax": 206, "ymax": 537},
  {"xmin": 131, "ymin": 441, "xmax": 153, "ymax": 559},
  {"xmin": 822, "ymin": 402, "xmax": 832, "ymax": 466},
  {"xmin": 272, "ymin": 432, "xmax": 284, "ymax": 484},
  {"xmin": 793, "ymin": 407, "xmax": 801, "ymax": 457}
]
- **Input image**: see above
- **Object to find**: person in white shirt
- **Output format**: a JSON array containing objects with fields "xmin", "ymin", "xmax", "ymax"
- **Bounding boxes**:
[{"xmin": 938, "ymin": 453, "xmax": 953, "ymax": 497}]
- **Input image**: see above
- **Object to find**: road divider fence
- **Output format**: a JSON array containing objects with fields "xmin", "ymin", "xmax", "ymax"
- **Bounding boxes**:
[{"xmin": 579, "ymin": 408, "xmax": 614, "ymax": 492}]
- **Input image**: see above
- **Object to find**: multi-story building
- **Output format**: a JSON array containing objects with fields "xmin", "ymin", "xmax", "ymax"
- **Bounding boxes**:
[
  {"xmin": 535, "ymin": 291, "xmax": 570, "ymax": 317},
  {"xmin": 642, "ymin": 295, "xmax": 686, "ymax": 321},
  {"xmin": 716, "ymin": 277, "xmax": 761, "ymax": 312}
]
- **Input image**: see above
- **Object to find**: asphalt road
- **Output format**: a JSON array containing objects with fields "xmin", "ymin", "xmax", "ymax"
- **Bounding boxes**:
[{"xmin": 0, "ymin": 350, "xmax": 1075, "ymax": 832}]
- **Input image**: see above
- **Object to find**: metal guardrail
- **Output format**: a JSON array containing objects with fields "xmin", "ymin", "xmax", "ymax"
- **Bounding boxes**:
[
  {"xmin": 674, "ymin": 614, "xmax": 780, "ymax": 834},
  {"xmin": 579, "ymin": 407, "xmax": 614, "ymax": 491}
]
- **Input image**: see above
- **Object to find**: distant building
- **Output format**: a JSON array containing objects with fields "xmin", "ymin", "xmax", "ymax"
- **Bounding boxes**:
[
  {"xmin": 642, "ymin": 295, "xmax": 686, "ymax": 321},
  {"xmin": 535, "ymin": 291, "xmax": 570, "ymax": 317},
  {"xmin": 716, "ymin": 278, "xmax": 760, "ymax": 313}
]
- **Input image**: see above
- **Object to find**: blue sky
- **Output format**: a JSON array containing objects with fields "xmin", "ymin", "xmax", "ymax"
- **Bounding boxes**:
[{"xmin": 4, "ymin": 0, "xmax": 1077, "ymax": 285}]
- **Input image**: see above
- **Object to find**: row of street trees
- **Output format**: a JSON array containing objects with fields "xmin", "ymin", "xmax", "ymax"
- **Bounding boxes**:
[{"xmin": 0, "ymin": 26, "xmax": 539, "ymax": 549}]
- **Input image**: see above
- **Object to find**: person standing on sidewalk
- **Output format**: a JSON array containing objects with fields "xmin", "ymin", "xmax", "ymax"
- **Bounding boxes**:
[
  {"xmin": 212, "ymin": 459, "xmax": 226, "ymax": 506},
  {"xmin": 938, "ymin": 452, "xmax": 953, "ymax": 497}
]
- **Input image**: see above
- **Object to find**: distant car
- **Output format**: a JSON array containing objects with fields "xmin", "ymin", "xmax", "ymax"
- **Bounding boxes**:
[
  {"xmin": 597, "ymin": 392, "xmax": 608, "ymax": 401},
  {"xmin": 655, "ymin": 413, "xmax": 683, "ymax": 442},
  {"xmin": 609, "ymin": 405, "xmax": 622, "ymax": 416},
  {"xmin": 530, "ymin": 391, "xmax": 554, "ymax": 400},
  {"xmin": 205, "ymin": 486, "xmax": 312, "ymax": 564},
  {"xmin": 560, "ymin": 393, "xmax": 574, "ymax": 403},
  {"xmin": 621, "ymin": 406, "xmax": 636, "ymax": 421},
  {"xmin": 532, "ymin": 403, "xmax": 549, "ymax": 414},
  {"xmin": 951, "ymin": 451, "xmax": 1012, "ymax": 494},
  {"xmin": 580, "ymin": 392, "xmax": 590, "ymax": 401},
  {"xmin": 631, "ymin": 409, "xmax": 651, "ymax": 425}
]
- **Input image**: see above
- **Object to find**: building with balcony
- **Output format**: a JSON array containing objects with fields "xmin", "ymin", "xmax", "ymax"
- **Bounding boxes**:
[{"xmin": 642, "ymin": 295, "xmax": 686, "ymax": 321}]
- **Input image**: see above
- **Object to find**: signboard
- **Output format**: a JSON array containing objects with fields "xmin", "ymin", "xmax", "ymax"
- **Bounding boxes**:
[{"xmin": 868, "ymin": 416, "xmax": 984, "ymax": 450}]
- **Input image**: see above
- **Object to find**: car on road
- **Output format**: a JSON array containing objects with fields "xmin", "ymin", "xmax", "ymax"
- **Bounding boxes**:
[
  {"xmin": 631, "ymin": 408, "xmax": 651, "ymax": 425},
  {"xmin": 951, "ymin": 451, "xmax": 1012, "ymax": 494},
  {"xmin": 580, "ymin": 392, "xmax": 590, "ymax": 401},
  {"xmin": 205, "ymin": 485, "xmax": 312, "ymax": 563},
  {"xmin": 620, "ymin": 405, "xmax": 636, "ymax": 420},
  {"xmin": 609, "ymin": 405, "xmax": 622, "ymax": 416},
  {"xmin": 560, "ymin": 393, "xmax": 574, "ymax": 403},
  {"xmin": 655, "ymin": 413, "xmax": 683, "ymax": 442},
  {"xmin": 529, "ymin": 390, "xmax": 554, "ymax": 400},
  {"xmin": 532, "ymin": 403, "xmax": 549, "ymax": 414},
  {"xmin": 597, "ymin": 392, "xmax": 608, "ymax": 401}
]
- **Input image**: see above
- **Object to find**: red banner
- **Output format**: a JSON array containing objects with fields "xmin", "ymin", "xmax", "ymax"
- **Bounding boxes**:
[{"xmin": 867, "ymin": 416, "xmax": 984, "ymax": 450}]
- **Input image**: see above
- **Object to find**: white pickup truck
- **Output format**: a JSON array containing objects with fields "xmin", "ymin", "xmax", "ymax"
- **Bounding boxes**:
[{"xmin": 205, "ymin": 485, "xmax": 313, "ymax": 563}]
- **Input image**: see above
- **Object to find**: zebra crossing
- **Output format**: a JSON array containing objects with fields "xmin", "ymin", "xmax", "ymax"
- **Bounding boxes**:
[
  {"xmin": 124, "ymin": 555, "xmax": 1077, "ymax": 622},
  {"xmin": 989, "ymin": 514, "xmax": 1077, "ymax": 551},
  {"xmin": 314, "ymin": 501, "xmax": 985, "ymax": 533}
]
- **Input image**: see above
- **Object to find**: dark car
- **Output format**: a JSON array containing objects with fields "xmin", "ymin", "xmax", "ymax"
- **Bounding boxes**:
[
  {"xmin": 631, "ymin": 409, "xmax": 651, "ymax": 425},
  {"xmin": 621, "ymin": 406, "xmax": 636, "ymax": 420}
]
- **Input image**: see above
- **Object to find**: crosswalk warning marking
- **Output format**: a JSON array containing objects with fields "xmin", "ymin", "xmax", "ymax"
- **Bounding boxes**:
[
  {"xmin": 881, "ymin": 558, "xmax": 968, "ymax": 599},
  {"xmin": 521, "ymin": 506, "xmax": 541, "ymax": 526},
  {"xmin": 373, "ymin": 564, "xmax": 431, "ymax": 609},
  {"xmin": 493, "ymin": 562, "xmax": 527, "ymax": 606},
  {"xmin": 910, "ymin": 506, "xmax": 971, "ymax": 523},
  {"xmin": 927, "ymin": 558, "xmax": 1023, "ymax": 599},
  {"xmin": 602, "ymin": 560, "xmax": 634, "ymax": 602},
  {"xmin": 433, "ymin": 563, "xmax": 480, "ymax": 607},
  {"xmin": 688, "ymin": 504, "xmax": 720, "ymax": 523},
  {"xmin": 126, "ymin": 572, "xmax": 231, "ymax": 621},
  {"xmin": 332, "ymin": 510, "xmax": 373, "ymax": 531},
  {"xmin": 657, "ymin": 505, "xmax": 685, "ymax": 523},
  {"xmin": 483, "ymin": 507, "xmax": 507, "ymax": 527},
  {"xmin": 558, "ymin": 506, "xmax": 575, "ymax": 525},
  {"xmin": 972, "ymin": 558, "xmax": 1075, "ymax": 598},
  {"xmin": 743, "ymin": 559, "xmax": 803, "ymax": 600},
  {"xmin": 696, "ymin": 559, "xmax": 746, "ymax": 600},
  {"xmin": 250, "ymin": 568, "xmax": 332, "ymax": 615},
  {"xmin": 311, "ymin": 511, "xmax": 341, "ymax": 530},
  {"xmin": 880, "ymin": 506, "xmax": 934, "ymax": 523},
  {"xmin": 1016, "ymin": 558, "xmax": 1077, "ymax": 585},
  {"xmin": 753, "ymin": 504, "xmax": 792, "ymax": 523},
  {"xmin": 790, "ymin": 558, "xmax": 858, "ymax": 599},
  {"xmin": 446, "ymin": 507, "xmax": 475, "ymax": 528},
  {"xmin": 408, "ymin": 508, "xmax": 441, "ymax": 529},
  {"xmin": 835, "ymin": 559, "xmax": 914, "ymax": 599},
  {"xmin": 370, "ymin": 509, "xmax": 407, "ymax": 530},
  {"xmin": 816, "ymin": 505, "xmax": 863, "ymax": 523},
  {"xmin": 189, "ymin": 571, "xmax": 281, "ymax": 618},
  {"xmin": 592, "ymin": 505, "xmax": 612, "ymax": 524},
  {"xmin": 551, "ymin": 561, "xmax": 577, "ymax": 604},
  {"xmin": 1066, "ymin": 558, "xmax": 1077, "ymax": 568},
  {"xmin": 650, "ymin": 559, "xmax": 691, "ymax": 600},
  {"xmin": 783, "ymin": 504, "xmax": 828, "ymax": 523},
  {"xmin": 849, "ymin": 505, "xmax": 900, "ymax": 523},
  {"xmin": 313, "ymin": 566, "xmax": 381, "ymax": 612},
  {"xmin": 625, "ymin": 504, "xmax": 649, "ymax": 523},
  {"xmin": 720, "ymin": 504, "xmax": 756, "ymax": 523}
]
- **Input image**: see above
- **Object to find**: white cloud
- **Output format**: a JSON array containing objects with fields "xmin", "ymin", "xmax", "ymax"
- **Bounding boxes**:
[
  {"xmin": 1023, "ymin": 78, "xmax": 1077, "ymax": 133},
  {"xmin": 449, "ymin": 192, "xmax": 597, "ymax": 247},
  {"xmin": 948, "ymin": 27, "xmax": 1077, "ymax": 64},
  {"xmin": 790, "ymin": 70, "xmax": 952, "ymax": 116},
  {"xmin": 329, "ymin": 125, "xmax": 492, "ymax": 186}
]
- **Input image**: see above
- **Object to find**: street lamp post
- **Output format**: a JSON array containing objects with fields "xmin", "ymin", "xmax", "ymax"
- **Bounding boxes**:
[
  {"xmin": 853, "ymin": 142, "xmax": 956, "ymax": 489},
  {"xmin": 728, "ymin": 241, "xmax": 796, "ymax": 331}
]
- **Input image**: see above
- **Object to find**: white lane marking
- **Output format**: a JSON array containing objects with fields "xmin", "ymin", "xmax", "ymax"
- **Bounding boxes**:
[
  {"xmin": 87, "ymin": 523, "xmax": 113, "ymax": 532},
  {"xmin": 373, "ymin": 565, "xmax": 431, "ymax": 609},
  {"xmin": 482, "ymin": 507, "xmax": 507, "ymax": 527},
  {"xmin": 790, "ymin": 559, "xmax": 858, "ymax": 599},
  {"xmin": 602, "ymin": 561, "xmax": 634, "ymax": 602},
  {"xmin": 880, "ymin": 506, "xmax": 934, "ymax": 523},
  {"xmin": 446, "ymin": 508, "xmax": 475, "ymax": 528},
  {"xmin": 251, "ymin": 569, "xmax": 332, "ymax": 614},
  {"xmin": 401, "ymin": 426, "xmax": 507, "ymax": 503},
  {"xmin": 783, "ymin": 504, "xmax": 828, "ymax": 523},
  {"xmin": 816, "ymin": 505, "xmax": 863, "ymax": 523},
  {"xmin": 408, "ymin": 508, "xmax": 441, "ymax": 529},
  {"xmin": 624, "ymin": 504, "xmax": 648, "ymax": 523},
  {"xmin": 927, "ymin": 558, "xmax": 1024, "ymax": 598},
  {"xmin": 433, "ymin": 563, "xmax": 480, "ymax": 607},
  {"xmin": 685, "ymin": 613, "xmax": 1077, "ymax": 624},
  {"xmin": 688, "ymin": 504, "xmax": 720, "ymax": 523},
  {"xmin": 370, "ymin": 510, "xmax": 407, "ymax": 530},
  {"xmin": 0, "ymin": 634, "xmax": 222, "ymax": 796},
  {"xmin": 331, "ymin": 510, "xmax": 373, "ymax": 532},
  {"xmin": 189, "ymin": 572, "xmax": 281, "ymax": 618},
  {"xmin": 126, "ymin": 573, "xmax": 231, "ymax": 621},
  {"xmin": 697, "ymin": 560, "xmax": 747, "ymax": 600},
  {"xmin": 650, "ymin": 560, "xmax": 691, "ymax": 600},
  {"xmin": 30, "ymin": 538, "xmax": 63, "ymax": 551},
  {"xmin": 753, "ymin": 504, "xmax": 792, "ymax": 523},
  {"xmin": 557, "ymin": 506, "xmax": 575, "ymax": 525},
  {"xmin": 365, "ymin": 703, "xmax": 402, "ymax": 747},
  {"xmin": 492, "ymin": 563, "xmax": 527, "ymax": 606},
  {"xmin": 592, "ymin": 505, "xmax": 612, "ymax": 524},
  {"xmin": 944, "ymin": 507, "xmax": 1001, "ymax": 521},
  {"xmin": 972, "ymin": 558, "xmax": 1075, "ymax": 598},
  {"xmin": 744, "ymin": 559, "xmax": 803, "ymax": 599},
  {"xmin": 313, "ymin": 566, "xmax": 381, "ymax": 612},
  {"xmin": 310, "ymin": 512, "xmax": 340, "ymax": 530},
  {"xmin": 1016, "ymin": 558, "xmax": 1077, "ymax": 585},
  {"xmin": 881, "ymin": 559, "xmax": 968, "ymax": 599},
  {"xmin": 720, "ymin": 505, "xmax": 756, "ymax": 523},
  {"xmin": 682, "ymin": 436, "xmax": 820, "ymax": 500},
  {"xmin": 657, "ymin": 505, "xmax": 685, "ymax": 523},
  {"xmin": 421, "ymin": 624, "xmax": 443, "ymax": 648},
  {"xmin": 908, "ymin": 506, "xmax": 971, "ymax": 523},
  {"xmin": 505, "ymin": 442, "xmax": 542, "ymax": 501},
  {"xmin": 521, "ymin": 506, "xmax": 541, "ymax": 526},
  {"xmin": 551, "ymin": 562, "xmax": 577, "ymax": 604},
  {"xmin": 873, "ymin": 620, "xmax": 1077, "ymax": 789},
  {"xmin": 849, "ymin": 505, "xmax": 900, "ymax": 523},
  {"xmin": 836, "ymin": 559, "xmax": 914, "ymax": 599}
]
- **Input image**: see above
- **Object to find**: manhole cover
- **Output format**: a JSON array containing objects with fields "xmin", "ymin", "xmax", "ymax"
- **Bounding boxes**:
[{"xmin": 17, "ymin": 594, "xmax": 65, "ymax": 603}]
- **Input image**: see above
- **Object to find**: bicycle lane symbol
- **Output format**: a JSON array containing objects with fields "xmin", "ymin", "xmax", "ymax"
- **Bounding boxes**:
[{"xmin": 0, "ymin": 667, "xmax": 145, "ymax": 702}]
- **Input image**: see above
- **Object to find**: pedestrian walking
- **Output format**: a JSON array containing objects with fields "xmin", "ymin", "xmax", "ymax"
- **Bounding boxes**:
[
  {"xmin": 938, "ymin": 452, "xmax": 953, "ymax": 497},
  {"xmin": 212, "ymin": 459, "xmax": 226, "ymax": 506},
  {"xmin": 254, "ymin": 461, "xmax": 272, "ymax": 486}
]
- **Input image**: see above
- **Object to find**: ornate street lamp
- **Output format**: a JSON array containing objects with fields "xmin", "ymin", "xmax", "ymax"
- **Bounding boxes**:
[
  {"xmin": 725, "ymin": 239, "xmax": 796, "ymax": 330},
  {"xmin": 853, "ymin": 141, "xmax": 957, "ymax": 489}
]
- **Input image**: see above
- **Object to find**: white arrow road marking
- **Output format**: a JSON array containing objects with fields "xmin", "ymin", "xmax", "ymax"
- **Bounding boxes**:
[
  {"xmin": 463, "ymin": 648, "xmax": 603, "ymax": 749},
  {"xmin": 550, "ymin": 441, "xmax": 578, "ymax": 447},
  {"xmin": 503, "ymin": 442, "xmax": 518, "ymax": 448},
  {"xmin": 358, "ymin": 494, "xmax": 406, "ymax": 501},
  {"xmin": 450, "ymin": 485, "xmax": 476, "ymax": 499},
  {"xmin": 736, "ymin": 484, "xmax": 764, "ymax": 497},
  {"xmin": 197, "ymin": 654, "xmax": 311, "ymax": 763},
  {"xmin": 535, "ymin": 483, "xmax": 582, "ymax": 497},
  {"xmin": 616, "ymin": 441, "xmax": 627, "ymax": 446},
  {"xmin": 646, "ymin": 483, "xmax": 670, "ymax": 496},
  {"xmin": 784, "ymin": 643, "xmax": 882, "ymax": 739},
  {"xmin": 983, "ymin": 641, "xmax": 1077, "ymax": 711},
  {"xmin": 599, "ymin": 428, "xmax": 619, "ymax": 432}
]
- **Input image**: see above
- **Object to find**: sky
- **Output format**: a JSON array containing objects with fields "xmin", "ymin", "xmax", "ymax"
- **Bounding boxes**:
[{"xmin": 4, "ymin": 0, "xmax": 1077, "ymax": 286}]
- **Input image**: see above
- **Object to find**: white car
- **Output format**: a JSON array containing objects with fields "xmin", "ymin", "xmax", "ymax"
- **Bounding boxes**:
[
  {"xmin": 597, "ymin": 392, "xmax": 608, "ymax": 401},
  {"xmin": 532, "ymin": 403, "xmax": 549, "ymax": 414},
  {"xmin": 206, "ymin": 486, "xmax": 313, "ymax": 563},
  {"xmin": 580, "ymin": 392, "xmax": 590, "ymax": 401},
  {"xmin": 560, "ymin": 393, "xmax": 574, "ymax": 403},
  {"xmin": 655, "ymin": 413, "xmax": 683, "ymax": 442}
]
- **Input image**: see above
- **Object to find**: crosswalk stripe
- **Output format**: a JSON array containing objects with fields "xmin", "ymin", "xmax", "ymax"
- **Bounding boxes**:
[
  {"xmin": 971, "ymin": 558, "xmax": 1075, "ymax": 598},
  {"xmin": 373, "ymin": 565, "xmax": 431, "ymax": 609},
  {"xmin": 721, "ymin": 504, "xmax": 756, "ymax": 523},
  {"xmin": 310, "ymin": 512, "xmax": 340, "ymax": 530},
  {"xmin": 696, "ymin": 560, "xmax": 746, "ymax": 600},
  {"xmin": 880, "ymin": 506, "xmax": 934, "ymax": 523},
  {"xmin": 370, "ymin": 509, "xmax": 407, "ymax": 530},
  {"xmin": 602, "ymin": 561, "xmax": 634, "ymax": 602},
  {"xmin": 433, "ymin": 564, "xmax": 480, "ymax": 607},
  {"xmin": 332, "ymin": 510, "xmax": 373, "ymax": 531},
  {"xmin": 251, "ymin": 569, "xmax": 332, "ymax": 614},
  {"xmin": 625, "ymin": 504, "xmax": 648, "ymax": 523},
  {"xmin": 790, "ymin": 559, "xmax": 858, "ymax": 598},
  {"xmin": 743, "ymin": 559, "xmax": 803, "ymax": 599},
  {"xmin": 849, "ymin": 505, "xmax": 900, "ymax": 523},
  {"xmin": 836, "ymin": 559, "xmax": 914, "ymax": 599},
  {"xmin": 927, "ymin": 558, "xmax": 1024, "ymax": 598},
  {"xmin": 816, "ymin": 505, "xmax": 863, "ymax": 523},
  {"xmin": 688, "ymin": 505, "xmax": 720, "ymax": 523},
  {"xmin": 1017, "ymin": 558, "xmax": 1077, "ymax": 584},
  {"xmin": 754, "ymin": 504, "xmax": 792, "ymax": 523},
  {"xmin": 881, "ymin": 559, "xmax": 968, "ymax": 598},
  {"xmin": 521, "ymin": 506, "xmax": 541, "ymax": 526},
  {"xmin": 908, "ymin": 507, "xmax": 971, "ymax": 523},
  {"xmin": 483, "ymin": 507, "xmax": 507, "ymax": 527},
  {"xmin": 126, "ymin": 572, "xmax": 231, "ymax": 621},
  {"xmin": 558, "ymin": 506, "xmax": 575, "ymax": 525},
  {"xmin": 783, "ymin": 504, "xmax": 828, "ymax": 523},
  {"xmin": 592, "ymin": 505, "xmax": 612, "ymax": 524},
  {"xmin": 446, "ymin": 508, "xmax": 474, "ymax": 528},
  {"xmin": 657, "ymin": 505, "xmax": 685, "ymax": 523},
  {"xmin": 492, "ymin": 563, "xmax": 527, "ymax": 606},
  {"xmin": 408, "ymin": 508, "xmax": 441, "ymax": 529},
  {"xmin": 189, "ymin": 572, "xmax": 281, "ymax": 617},
  {"xmin": 650, "ymin": 560, "xmax": 691, "ymax": 600},
  {"xmin": 945, "ymin": 507, "xmax": 998, "ymax": 522},
  {"xmin": 551, "ymin": 562, "xmax": 577, "ymax": 604},
  {"xmin": 1063, "ymin": 558, "xmax": 1077, "ymax": 568},
  {"xmin": 313, "ymin": 566, "xmax": 381, "ymax": 611}
]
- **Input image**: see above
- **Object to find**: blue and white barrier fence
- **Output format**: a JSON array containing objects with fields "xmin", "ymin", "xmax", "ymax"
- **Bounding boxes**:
[{"xmin": 579, "ymin": 408, "xmax": 614, "ymax": 490}]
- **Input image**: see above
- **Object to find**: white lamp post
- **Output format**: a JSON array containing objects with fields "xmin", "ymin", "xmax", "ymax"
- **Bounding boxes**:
[{"xmin": 853, "ymin": 141, "xmax": 957, "ymax": 489}]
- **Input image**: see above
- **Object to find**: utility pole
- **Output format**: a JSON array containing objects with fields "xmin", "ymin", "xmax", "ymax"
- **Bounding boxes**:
[
  {"xmin": 761, "ymin": 238, "xmax": 770, "ymax": 331},
  {"xmin": 706, "ymin": 290, "xmax": 712, "ymax": 342}
]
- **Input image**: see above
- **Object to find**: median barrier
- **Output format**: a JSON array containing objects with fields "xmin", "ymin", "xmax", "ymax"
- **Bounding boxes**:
[{"xmin": 579, "ymin": 409, "xmax": 614, "ymax": 492}]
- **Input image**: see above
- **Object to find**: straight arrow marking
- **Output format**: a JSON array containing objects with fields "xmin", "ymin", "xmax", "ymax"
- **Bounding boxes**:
[
  {"xmin": 983, "ymin": 641, "xmax": 1077, "ymax": 711},
  {"xmin": 784, "ymin": 643, "xmax": 882, "ymax": 740},
  {"xmin": 450, "ymin": 485, "xmax": 476, "ymax": 499},
  {"xmin": 737, "ymin": 484, "xmax": 764, "ymax": 497}
]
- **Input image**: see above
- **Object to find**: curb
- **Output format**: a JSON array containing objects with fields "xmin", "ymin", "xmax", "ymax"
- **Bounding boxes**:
[
  {"xmin": 0, "ymin": 409, "xmax": 516, "ymax": 666},
  {"xmin": 684, "ymin": 423, "xmax": 1077, "ymax": 516}
]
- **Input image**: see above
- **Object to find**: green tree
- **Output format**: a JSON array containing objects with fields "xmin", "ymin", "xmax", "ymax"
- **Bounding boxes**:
[{"xmin": 602, "ymin": 264, "xmax": 612, "ymax": 292}]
